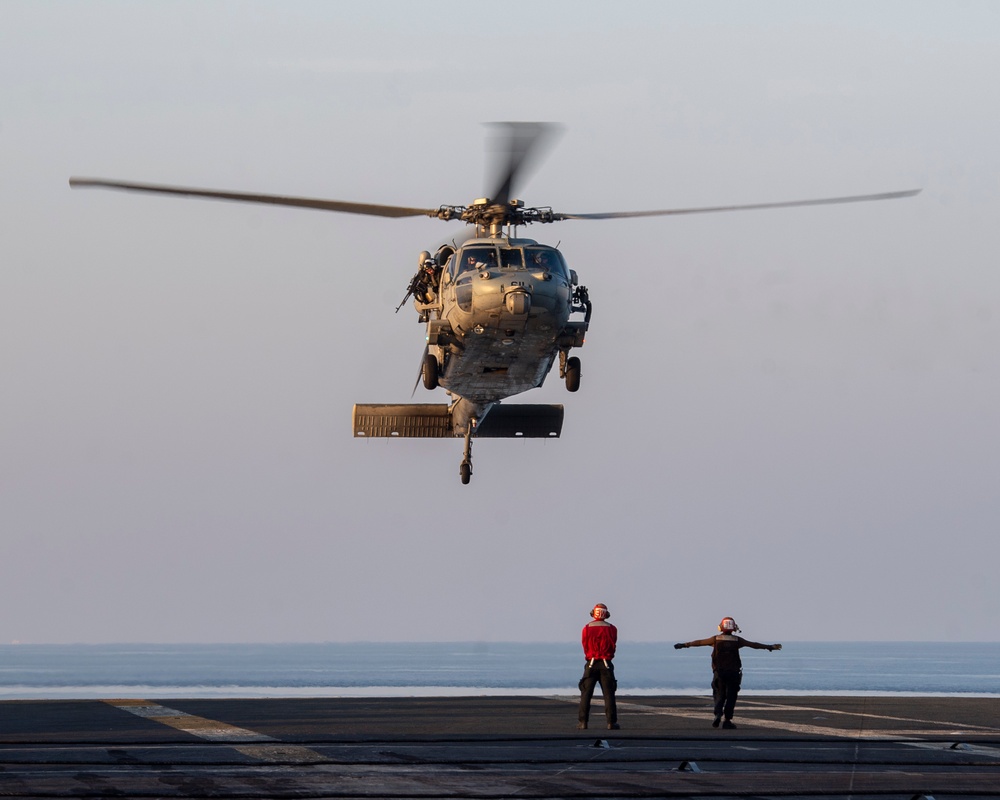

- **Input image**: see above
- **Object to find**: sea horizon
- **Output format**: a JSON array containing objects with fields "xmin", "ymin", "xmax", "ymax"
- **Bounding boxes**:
[{"xmin": 2, "ymin": 641, "xmax": 997, "ymax": 699}]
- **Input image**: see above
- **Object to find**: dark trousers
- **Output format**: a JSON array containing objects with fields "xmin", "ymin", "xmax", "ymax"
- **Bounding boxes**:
[
  {"xmin": 712, "ymin": 670, "xmax": 742, "ymax": 720},
  {"xmin": 578, "ymin": 660, "xmax": 617, "ymax": 725}
]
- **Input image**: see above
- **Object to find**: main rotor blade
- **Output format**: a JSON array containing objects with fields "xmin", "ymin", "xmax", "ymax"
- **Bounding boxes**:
[
  {"xmin": 487, "ymin": 122, "xmax": 561, "ymax": 207},
  {"xmin": 69, "ymin": 178, "xmax": 443, "ymax": 219},
  {"xmin": 552, "ymin": 188, "xmax": 921, "ymax": 220}
]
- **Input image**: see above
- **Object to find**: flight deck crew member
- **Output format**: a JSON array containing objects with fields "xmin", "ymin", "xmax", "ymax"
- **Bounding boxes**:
[
  {"xmin": 674, "ymin": 617, "xmax": 781, "ymax": 729},
  {"xmin": 577, "ymin": 603, "xmax": 620, "ymax": 730}
]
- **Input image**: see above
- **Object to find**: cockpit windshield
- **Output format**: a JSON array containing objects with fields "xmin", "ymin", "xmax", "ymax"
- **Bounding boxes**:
[
  {"xmin": 452, "ymin": 244, "xmax": 569, "ymax": 279},
  {"xmin": 500, "ymin": 248, "xmax": 523, "ymax": 269},
  {"xmin": 526, "ymin": 247, "xmax": 569, "ymax": 280},
  {"xmin": 454, "ymin": 246, "xmax": 497, "ymax": 277}
]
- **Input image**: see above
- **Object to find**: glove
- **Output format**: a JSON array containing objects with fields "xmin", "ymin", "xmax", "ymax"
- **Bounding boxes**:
[
  {"xmin": 769, "ymin": 644, "xmax": 782, "ymax": 651},
  {"xmin": 673, "ymin": 643, "xmax": 685, "ymax": 650}
]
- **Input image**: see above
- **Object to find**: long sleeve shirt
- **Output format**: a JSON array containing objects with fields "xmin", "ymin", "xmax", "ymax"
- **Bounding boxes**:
[
  {"xmin": 681, "ymin": 634, "xmax": 773, "ymax": 672},
  {"xmin": 581, "ymin": 619, "xmax": 618, "ymax": 661}
]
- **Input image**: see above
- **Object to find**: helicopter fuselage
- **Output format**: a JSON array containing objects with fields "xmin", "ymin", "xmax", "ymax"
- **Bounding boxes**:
[{"xmin": 414, "ymin": 237, "xmax": 589, "ymax": 424}]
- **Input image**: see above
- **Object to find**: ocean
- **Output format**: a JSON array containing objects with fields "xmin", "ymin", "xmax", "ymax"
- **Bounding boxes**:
[{"xmin": 1, "ymin": 642, "xmax": 997, "ymax": 699}]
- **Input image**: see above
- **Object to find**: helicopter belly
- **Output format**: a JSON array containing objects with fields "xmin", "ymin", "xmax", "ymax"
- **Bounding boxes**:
[
  {"xmin": 441, "ymin": 335, "xmax": 554, "ymax": 402},
  {"xmin": 439, "ymin": 306, "xmax": 566, "ymax": 403}
]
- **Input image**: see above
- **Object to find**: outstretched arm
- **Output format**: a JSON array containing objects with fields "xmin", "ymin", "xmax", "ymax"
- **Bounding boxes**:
[
  {"xmin": 742, "ymin": 639, "xmax": 782, "ymax": 652},
  {"xmin": 674, "ymin": 636, "xmax": 717, "ymax": 649}
]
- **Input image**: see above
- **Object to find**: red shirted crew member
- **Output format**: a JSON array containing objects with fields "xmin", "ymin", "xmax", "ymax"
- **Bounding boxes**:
[{"xmin": 577, "ymin": 603, "xmax": 620, "ymax": 730}]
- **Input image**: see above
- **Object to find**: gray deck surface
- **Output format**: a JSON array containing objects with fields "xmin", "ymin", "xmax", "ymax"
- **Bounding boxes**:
[{"xmin": 0, "ymin": 695, "xmax": 997, "ymax": 798}]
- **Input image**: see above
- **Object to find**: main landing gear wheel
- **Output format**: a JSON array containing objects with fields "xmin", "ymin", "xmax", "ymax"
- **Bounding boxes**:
[
  {"xmin": 422, "ymin": 352, "xmax": 439, "ymax": 390},
  {"xmin": 460, "ymin": 420, "xmax": 474, "ymax": 484},
  {"xmin": 565, "ymin": 356, "xmax": 581, "ymax": 392}
]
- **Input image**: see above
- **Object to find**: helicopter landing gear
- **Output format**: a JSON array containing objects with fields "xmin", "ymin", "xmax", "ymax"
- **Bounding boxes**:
[
  {"xmin": 460, "ymin": 421, "xmax": 475, "ymax": 485},
  {"xmin": 565, "ymin": 355, "xmax": 581, "ymax": 392},
  {"xmin": 422, "ymin": 352, "xmax": 439, "ymax": 390}
]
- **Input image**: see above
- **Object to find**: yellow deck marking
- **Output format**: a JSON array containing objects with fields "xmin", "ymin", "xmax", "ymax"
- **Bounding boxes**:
[{"xmin": 105, "ymin": 700, "xmax": 328, "ymax": 762}]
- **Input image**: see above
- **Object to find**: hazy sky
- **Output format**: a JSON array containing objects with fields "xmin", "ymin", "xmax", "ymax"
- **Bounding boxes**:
[{"xmin": 2, "ymin": 1, "xmax": 998, "ymax": 644}]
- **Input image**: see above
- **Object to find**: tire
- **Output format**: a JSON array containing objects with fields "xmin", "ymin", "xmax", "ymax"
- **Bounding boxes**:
[
  {"xmin": 565, "ymin": 356, "xmax": 581, "ymax": 392},
  {"xmin": 422, "ymin": 352, "xmax": 439, "ymax": 390},
  {"xmin": 460, "ymin": 463, "xmax": 472, "ymax": 484}
]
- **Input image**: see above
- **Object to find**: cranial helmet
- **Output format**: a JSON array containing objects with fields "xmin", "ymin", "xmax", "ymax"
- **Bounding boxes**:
[
  {"xmin": 718, "ymin": 617, "xmax": 740, "ymax": 633},
  {"xmin": 591, "ymin": 603, "xmax": 610, "ymax": 620}
]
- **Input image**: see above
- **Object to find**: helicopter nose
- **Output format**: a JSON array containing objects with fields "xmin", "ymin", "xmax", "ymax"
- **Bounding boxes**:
[{"xmin": 505, "ymin": 290, "xmax": 531, "ymax": 315}]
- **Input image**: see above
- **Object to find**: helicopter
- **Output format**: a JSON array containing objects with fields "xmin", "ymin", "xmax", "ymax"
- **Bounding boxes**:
[{"xmin": 70, "ymin": 123, "xmax": 919, "ymax": 484}]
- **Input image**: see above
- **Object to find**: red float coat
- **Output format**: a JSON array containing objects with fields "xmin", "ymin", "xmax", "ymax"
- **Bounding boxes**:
[{"xmin": 581, "ymin": 619, "xmax": 618, "ymax": 661}]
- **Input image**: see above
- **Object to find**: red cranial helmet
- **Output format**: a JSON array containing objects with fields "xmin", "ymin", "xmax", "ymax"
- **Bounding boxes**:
[
  {"xmin": 591, "ymin": 603, "xmax": 610, "ymax": 620},
  {"xmin": 718, "ymin": 617, "xmax": 740, "ymax": 633}
]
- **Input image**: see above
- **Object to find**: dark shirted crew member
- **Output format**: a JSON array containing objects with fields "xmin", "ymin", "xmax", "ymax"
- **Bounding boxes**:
[
  {"xmin": 674, "ymin": 617, "xmax": 781, "ymax": 729},
  {"xmin": 577, "ymin": 603, "xmax": 620, "ymax": 730}
]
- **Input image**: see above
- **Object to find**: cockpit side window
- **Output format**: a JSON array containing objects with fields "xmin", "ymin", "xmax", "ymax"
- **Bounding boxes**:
[
  {"xmin": 526, "ymin": 247, "xmax": 569, "ymax": 279},
  {"xmin": 454, "ymin": 246, "xmax": 497, "ymax": 277}
]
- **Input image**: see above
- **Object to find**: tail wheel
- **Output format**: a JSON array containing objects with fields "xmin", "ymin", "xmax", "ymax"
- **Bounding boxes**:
[
  {"xmin": 422, "ymin": 352, "xmax": 439, "ymax": 390},
  {"xmin": 565, "ymin": 356, "xmax": 581, "ymax": 392}
]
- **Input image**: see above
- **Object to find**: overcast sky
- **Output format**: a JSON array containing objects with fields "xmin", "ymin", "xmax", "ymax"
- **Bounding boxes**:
[{"xmin": 2, "ymin": 1, "xmax": 998, "ymax": 644}]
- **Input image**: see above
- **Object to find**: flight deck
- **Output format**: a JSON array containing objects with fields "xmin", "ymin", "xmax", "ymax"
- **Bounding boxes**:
[{"xmin": 0, "ymin": 695, "xmax": 997, "ymax": 798}]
